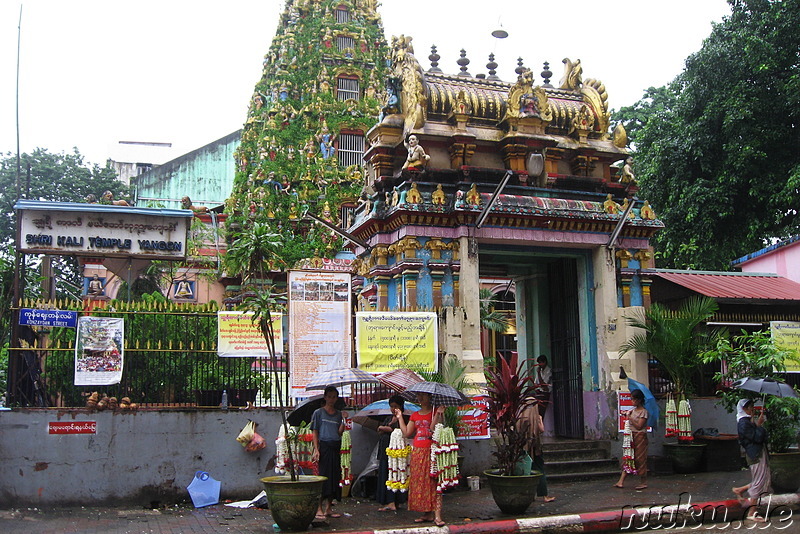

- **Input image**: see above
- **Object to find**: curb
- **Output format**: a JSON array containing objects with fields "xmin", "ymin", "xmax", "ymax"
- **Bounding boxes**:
[{"xmin": 324, "ymin": 493, "xmax": 800, "ymax": 534}]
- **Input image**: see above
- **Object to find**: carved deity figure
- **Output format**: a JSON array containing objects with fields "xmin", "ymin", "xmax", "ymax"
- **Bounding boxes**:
[
  {"xmin": 317, "ymin": 122, "xmax": 336, "ymax": 159},
  {"xmin": 620, "ymin": 157, "xmax": 636, "ymax": 184},
  {"xmin": 640, "ymin": 201, "xmax": 656, "ymax": 220},
  {"xmin": 431, "ymin": 184, "xmax": 446, "ymax": 205},
  {"xmin": 87, "ymin": 274, "xmax": 105, "ymax": 297},
  {"xmin": 603, "ymin": 194, "xmax": 621, "ymax": 214},
  {"xmin": 174, "ymin": 279, "xmax": 194, "ymax": 299},
  {"xmin": 465, "ymin": 184, "xmax": 481, "ymax": 206},
  {"xmin": 402, "ymin": 134, "xmax": 430, "ymax": 170},
  {"xmin": 406, "ymin": 182, "xmax": 422, "ymax": 204}
]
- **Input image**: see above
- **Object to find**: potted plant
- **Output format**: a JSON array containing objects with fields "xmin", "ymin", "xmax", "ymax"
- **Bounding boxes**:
[
  {"xmin": 190, "ymin": 361, "xmax": 226, "ymax": 406},
  {"xmin": 618, "ymin": 296, "xmax": 723, "ymax": 473},
  {"xmin": 702, "ymin": 330, "xmax": 800, "ymax": 491},
  {"xmin": 224, "ymin": 221, "xmax": 325, "ymax": 532},
  {"xmin": 482, "ymin": 352, "xmax": 543, "ymax": 514}
]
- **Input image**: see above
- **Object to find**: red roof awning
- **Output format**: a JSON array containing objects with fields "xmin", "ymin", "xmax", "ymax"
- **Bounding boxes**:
[{"xmin": 652, "ymin": 272, "xmax": 800, "ymax": 301}]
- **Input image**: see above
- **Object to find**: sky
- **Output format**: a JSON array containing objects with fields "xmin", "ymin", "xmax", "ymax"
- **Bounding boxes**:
[{"xmin": 0, "ymin": 0, "xmax": 732, "ymax": 167}]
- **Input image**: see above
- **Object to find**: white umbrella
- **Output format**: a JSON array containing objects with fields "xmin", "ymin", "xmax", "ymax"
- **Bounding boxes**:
[{"xmin": 305, "ymin": 367, "xmax": 379, "ymax": 391}]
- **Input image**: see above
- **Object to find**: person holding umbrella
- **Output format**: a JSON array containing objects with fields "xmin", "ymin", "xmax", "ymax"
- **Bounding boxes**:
[
  {"xmin": 732, "ymin": 399, "xmax": 770, "ymax": 522},
  {"xmin": 394, "ymin": 391, "xmax": 445, "ymax": 527},
  {"xmin": 311, "ymin": 386, "xmax": 349, "ymax": 521},
  {"xmin": 375, "ymin": 395, "xmax": 409, "ymax": 512}
]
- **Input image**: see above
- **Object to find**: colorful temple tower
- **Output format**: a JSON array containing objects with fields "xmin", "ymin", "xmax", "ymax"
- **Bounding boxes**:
[
  {"xmin": 225, "ymin": 0, "xmax": 389, "ymax": 267},
  {"xmin": 352, "ymin": 39, "xmax": 664, "ymax": 438}
]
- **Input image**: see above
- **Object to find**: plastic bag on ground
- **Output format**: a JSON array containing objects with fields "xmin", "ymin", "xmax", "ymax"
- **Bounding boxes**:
[{"xmin": 187, "ymin": 471, "xmax": 221, "ymax": 508}]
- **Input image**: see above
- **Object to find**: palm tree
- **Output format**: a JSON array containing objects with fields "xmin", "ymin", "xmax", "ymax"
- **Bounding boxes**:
[
  {"xmin": 618, "ymin": 295, "xmax": 721, "ymax": 398},
  {"xmin": 479, "ymin": 288, "xmax": 511, "ymax": 334}
]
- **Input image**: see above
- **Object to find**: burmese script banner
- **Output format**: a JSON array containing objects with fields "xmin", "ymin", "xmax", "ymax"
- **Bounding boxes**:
[
  {"xmin": 217, "ymin": 311, "xmax": 282, "ymax": 357},
  {"xmin": 289, "ymin": 271, "xmax": 352, "ymax": 398},
  {"xmin": 770, "ymin": 321, "xmax": 800, "ymax": 372},
  {"xmin": 356, "ymin": 311, "xmax": 438, "ymax": 373},
  {"xmin": 74, "ymin": 316, "xmax": 124, "ymax": 386}
]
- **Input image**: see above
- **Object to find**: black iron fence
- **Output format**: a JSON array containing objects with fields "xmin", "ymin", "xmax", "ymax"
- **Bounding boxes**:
[{"xmin": 8, "ymin": 298, "xmax": 396, "ymax": 409}]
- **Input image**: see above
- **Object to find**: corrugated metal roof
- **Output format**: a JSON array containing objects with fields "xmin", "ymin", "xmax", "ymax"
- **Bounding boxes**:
[{"xmin": 653, "ymin": 271, "xmax": 800, "ymax": 301}]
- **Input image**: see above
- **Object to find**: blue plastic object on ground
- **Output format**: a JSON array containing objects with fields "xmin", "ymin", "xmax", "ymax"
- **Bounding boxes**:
[{"xmin": 187, "ymin": 471, "xmax": 221, "ymax": 508}]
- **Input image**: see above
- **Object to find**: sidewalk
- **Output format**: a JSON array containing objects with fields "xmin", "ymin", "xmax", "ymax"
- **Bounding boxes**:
[{"xmin": 1, "ymin": 470, "xmax": 797, "ymax": 533}]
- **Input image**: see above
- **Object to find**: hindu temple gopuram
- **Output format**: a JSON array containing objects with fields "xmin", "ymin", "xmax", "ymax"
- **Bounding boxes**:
[
  {"xmin": 224, "ymin": 0, "xmax": 664, "ymax": 440},
  {"xmin": 349, "ymin": 36, "xmax": 664, "ymax": 439}
]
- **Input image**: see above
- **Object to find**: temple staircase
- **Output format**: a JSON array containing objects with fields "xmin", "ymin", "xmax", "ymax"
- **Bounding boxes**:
[{"xmin": 542, "ymin": 438, "xmax": 619, "ymax": 482}]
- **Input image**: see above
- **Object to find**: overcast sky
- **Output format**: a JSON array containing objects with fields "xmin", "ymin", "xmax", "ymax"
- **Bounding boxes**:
[{"xmin": 0, "ymin": 0, "xmax": 731, "ymax": 167}]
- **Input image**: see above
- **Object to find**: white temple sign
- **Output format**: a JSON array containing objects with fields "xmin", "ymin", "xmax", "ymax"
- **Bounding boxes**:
[{"xmin": 15, "ymin": 200, "xmax": 193, "ymax": 260}]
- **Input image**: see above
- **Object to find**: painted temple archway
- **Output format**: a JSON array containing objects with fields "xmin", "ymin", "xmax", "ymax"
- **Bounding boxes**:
[{"xmin": 481, "ymin": 247, "xmax": 597, "ymax": 438}]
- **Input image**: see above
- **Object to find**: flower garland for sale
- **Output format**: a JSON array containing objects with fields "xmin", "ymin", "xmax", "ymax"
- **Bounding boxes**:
[
  {"xmin": 340, "ymin": 430, "xmax": 353, "ymax": 487},
  {"xmin": 621, "ymin": 419, "xmax": 637, "ymax": 474},
  {"xmin": 430, "ymin": 424, "xmax": 459, "ymax": 493},
  {"xmin": 274, "ymin": 424, "xmax": 317, "ymax": 475},
  {"xmin": 665, "ymin": 395, "xmax": 678, "ymax": 438},
  {"xmin": 385, "ymin": 428, "xmax": 411, "ymax": 492},
  {"xmin": 677, "ymin": 397, "xmax": 693, "ymax": 442}
]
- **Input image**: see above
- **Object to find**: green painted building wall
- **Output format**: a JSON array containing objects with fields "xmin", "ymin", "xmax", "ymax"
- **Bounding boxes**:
[{"xmin": 132, "ymin": 130, "xmax": 240, "ymax": 210}]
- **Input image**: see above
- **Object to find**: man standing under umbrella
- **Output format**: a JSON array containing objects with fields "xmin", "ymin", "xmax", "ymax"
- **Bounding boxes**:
[{"xmin": 311, "ymin": 386, "xmax": 349, "ymax": 521}]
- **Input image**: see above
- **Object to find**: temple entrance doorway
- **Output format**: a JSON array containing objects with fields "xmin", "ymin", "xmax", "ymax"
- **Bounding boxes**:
[{"xmin": 480, "ymin": 248, "xmax": 588, "ymax": 439}]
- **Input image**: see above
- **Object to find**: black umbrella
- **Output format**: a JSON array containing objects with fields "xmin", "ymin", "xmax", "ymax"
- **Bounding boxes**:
[
  {"xmin": 286, "ymin": 394, "xmax": 346, "ymax": 426},
  {"xmin": 733, "ymin": 377, "xmax": 798, "ymax": 398},
  {"xmin": 401, "ymin": 381, "xmax": 471, "ymax": 407}
]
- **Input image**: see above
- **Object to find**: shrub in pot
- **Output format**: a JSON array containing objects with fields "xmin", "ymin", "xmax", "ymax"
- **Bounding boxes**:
[
  {"xmin": 482, "ymin": 353, "xmax": 542, "ymax": 514},
  {"xmin": 619, "ymin": 296, "xmax": 723, "ymax": 473}
]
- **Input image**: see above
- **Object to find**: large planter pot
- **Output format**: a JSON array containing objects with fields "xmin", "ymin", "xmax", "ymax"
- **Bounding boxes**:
[
  {"xmin": 194, "ymin": 389, "xmax": 224, "ymax": 407},
  {"xmin": 664, "ymin": 442, "xmax": 707, "ymax": 474},
  {"xmin": 261, "ymin": 475, "xmax": 326, "ymax": 532},
  {"xmin": 228, "ymin": 388, "xmax": 258, "ymax": 407},
  {"xmin": 694, "ymin": 434, "xmax": 741, "ymax": 472},
  {"xmin": 769, "ymin": 450, "xmax": 800, "ymax": 493},
  {"xmin": 483, "ymin": 469, "xmax": 543, "ymax": 515}
]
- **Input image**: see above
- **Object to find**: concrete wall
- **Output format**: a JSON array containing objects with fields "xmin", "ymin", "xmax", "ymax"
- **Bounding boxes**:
[
  {"xmin": 0, "ymin": 408, "xmax": 494, "ymax": 507},
  {"xmin": 607, "ymin": 398, "xmax": 739, "ymax": 460}
]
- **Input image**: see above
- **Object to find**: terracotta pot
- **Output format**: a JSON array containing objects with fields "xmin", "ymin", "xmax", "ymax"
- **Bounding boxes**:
[{"xmin": 260, "ymin": 475, "xmax": 326, "ymax": 532}]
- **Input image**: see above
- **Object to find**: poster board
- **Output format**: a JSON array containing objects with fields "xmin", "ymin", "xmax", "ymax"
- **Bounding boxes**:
[
  {"xmin": 288, "ymin": 271, "xmax": 352, "ymax": 398},
  {"xmin": 217, "ymin": 311, "xmax": 282, "ymax": 357},
  {"xmin": 770, "ymin": 321, "xmax": 800, "ymax": 372},
  {"xmin": 456, "ymin": 395, "xmax": 491, "ymax": 440},
  {"xmin": 74, "ymin": 316, "xmax": 124, "ymax": 386},
  {"xmin": 355, "ymin": 311, "xmax": 438, "ymax": 373},
  {"xmin": 617, "ymin": 391, "xmax": 652, "ymax": 433}
]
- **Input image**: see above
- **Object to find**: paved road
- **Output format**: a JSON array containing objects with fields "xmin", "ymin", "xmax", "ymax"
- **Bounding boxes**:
[{"xmin": 0, "ymin": 470, "xmax": 796, "ymax": 533}]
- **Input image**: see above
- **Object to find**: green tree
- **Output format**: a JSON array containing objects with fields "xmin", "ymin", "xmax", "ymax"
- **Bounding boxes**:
[
  {"xmin": 614, "ymin": 0, "xmax": 800, "ymax": 270},
  {"xmin": 618, "ymin": 296, "xmax": 722, "ymax": 398},
  {"xmin": 0, "ymin": 148, "xmax": 129, "ymax": 245}
]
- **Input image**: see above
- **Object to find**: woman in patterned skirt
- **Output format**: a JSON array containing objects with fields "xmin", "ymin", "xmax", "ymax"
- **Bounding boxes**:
[{"xmin": 395, "ymin": 391, "xmax": 445, "ymax": 527}]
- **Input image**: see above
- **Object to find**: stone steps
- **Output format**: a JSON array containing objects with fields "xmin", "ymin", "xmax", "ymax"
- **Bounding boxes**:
[{"xmin": 541, "ymin": 439, "xmax": 619, "ymax": 482}]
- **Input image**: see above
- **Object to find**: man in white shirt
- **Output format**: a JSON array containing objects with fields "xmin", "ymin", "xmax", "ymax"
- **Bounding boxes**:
[{"xmin": 534, "ymin": 355, "xmax": 552, "ymax": 417}]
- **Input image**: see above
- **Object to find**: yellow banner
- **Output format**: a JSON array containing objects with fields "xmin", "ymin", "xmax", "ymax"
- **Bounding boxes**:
[
  {"xmin": 770, "ymin": 321, "xmax": 800, "ymax": 372},
  {"xmin": 356, "ymin": 312, "xmax": 437, "ymax": 373},
  {"xmin": 218, "ymin": 311, "xmax": 282, "ymax": 357}
]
